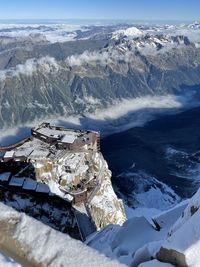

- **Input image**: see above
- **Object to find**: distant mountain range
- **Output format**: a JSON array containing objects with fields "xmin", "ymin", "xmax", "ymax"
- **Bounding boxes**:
[{"xmin": 0, "ymin": 22, "xmax": 200, "ymax": 129}]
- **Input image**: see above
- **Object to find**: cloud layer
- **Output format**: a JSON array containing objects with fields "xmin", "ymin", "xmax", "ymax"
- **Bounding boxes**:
[
  {"xmin": 0, "ymin": 23, "xmax": 83, "ymax": 43},
  {"xmin": 0, "ymin": 92, "xmax": 198, "ymax": 145},
  {"xmin": 0, "ymin": 56, "xmax": 59, "ymax": 80}
]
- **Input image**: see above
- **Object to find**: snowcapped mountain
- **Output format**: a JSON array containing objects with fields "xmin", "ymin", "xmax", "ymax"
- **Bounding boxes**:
[
  {"xmin": 112, "ymin": 26, "xmax": 143, "ymax": 39},
  {"xmin": 187, "ymin": 21, "xmax": 200, "ymax": 29},
  {"xmin": 0, "ymin": 23, "xmax": 200, "ymax": 129},
  {"xmin": 0, "ymin": 21, "xmax": 199, "ymax": 130}
]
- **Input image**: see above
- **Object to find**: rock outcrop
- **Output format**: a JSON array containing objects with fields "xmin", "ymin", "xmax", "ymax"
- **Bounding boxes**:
[
  {"xmin": 32, "ymin": 150, "xmax": 126, "ymax": 230},
  {"xmin": 87, "ymin": 152, "xmax": 126, "ymax": 229}
]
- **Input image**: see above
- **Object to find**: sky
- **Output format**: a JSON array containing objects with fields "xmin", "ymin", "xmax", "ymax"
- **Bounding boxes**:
[{"xmin": 0, "ymin": 0, "xmax": 199, "ymax": 21}]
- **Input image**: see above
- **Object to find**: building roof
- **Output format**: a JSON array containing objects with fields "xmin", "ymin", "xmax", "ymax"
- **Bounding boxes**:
[
  {"xmin": 4, "ymin": 151, "xmax": 14, "ymax": 158},
  {"xmin": 37, "ymin": 128, "xmax": 58, "ymax": 137},
  {"xmin": 9, "ymin": 177, "xmax": 25, "ymax": 187},
  {"xmin": 23, "ymin": 178, "xmax": 37, "ymax": 190},
  {"xmin": 0, "ymin": 172, "xmax": 11, "ymax": 182},
  {"xmin": 14, "ymin": 148, "xmax": 33, "ymax": 158},
  {"xmin": 61, "ymin": 134, "xmax": 76, "ymax": 144},
  {"xmin": 37, "ymin": 127, "xmax": 69, "ymax": 138},
  {"xmin": 35, "ymin": 126, "xmax": 79, "ymax": 143},
  {"xmin": 36, "ymin": 182, "xmax": 50, "ymax": 193},
  {"xmin": 29, "ymin": 149, "xmax": 49, "ymax": 159}
]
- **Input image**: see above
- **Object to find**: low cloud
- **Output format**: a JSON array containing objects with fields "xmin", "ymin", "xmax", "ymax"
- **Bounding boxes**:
[
  {"xmin": 88, "ymin": 95, "xmax": 183, "ymax": 121},
  {"xmin": 1, "ymin": 92, "xmax": 197, "ymax": 145},
  {"xmin": 66, "ymin": 50, "xmax": 113, "ymax": 66},
  {"xmin": 65, "ymin": 49, "xmax": 138, "ymax": 67},
  {"xmin": 0, "ymin": 56, "xmax": 59, "ymax": 80},
  {"xmin": 0, "ymin": 23, "xmax": 82, "ymax": 43}
]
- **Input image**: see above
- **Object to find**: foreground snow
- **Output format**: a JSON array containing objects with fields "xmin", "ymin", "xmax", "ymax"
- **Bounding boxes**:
[
  {"xmin": 0, "ymin": 203, "xmax": 124, "ymax": 267},
  {"xmin": 138, "ymin": 259, "xmax": 173, "ymax": 266},
  {"xmin": 87, "ymin": 198, "xmax": 188, "ymax": 266},
  {"xmin": 88, "ymin": 186, "xmax": 200, "ymax": 266},
  {"xmin": 0, "ymin": 252, "xmax": 21, "ymax": 267},
  {"xmin": 157, "ymin": 187, "xmax": 200, "ymax": 266}
]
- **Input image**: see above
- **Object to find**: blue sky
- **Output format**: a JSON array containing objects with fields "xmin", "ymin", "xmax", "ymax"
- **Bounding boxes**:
[{"xmin": 0, "ymin": 0, "xmax": 199, "ymax": 21}]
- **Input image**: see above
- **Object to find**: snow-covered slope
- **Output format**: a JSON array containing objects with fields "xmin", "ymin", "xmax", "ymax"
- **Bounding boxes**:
[
  {"xmin": 112, "ymin": 26, "xmax": 143, "ymax": 39},
  {"xmin": 157, "ymin": 187, "xmax": 200, "ymax": 266},
  {"xmin": 115, "ymin": 169, "xmax": 181, "ymax": 214},
  {"xmin": 87, "ymin": 185, "xmax": 200, "ymax": 267},
  {"xmin": 87, "ymin": 195, "xmax": 190, "ymax": 266},
  {"xmin": 87, "ymin": 200, "xmax": 187, "ymax": 266},
  {"xmin": 138, "ymin": 259, "xmax": 173, "ymax": 266}
]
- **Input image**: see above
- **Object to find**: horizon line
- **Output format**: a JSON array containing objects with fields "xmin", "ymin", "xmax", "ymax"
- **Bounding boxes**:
[{"xmin": 0, "ymin": 18, "xmax": 198, "ymax": 22}]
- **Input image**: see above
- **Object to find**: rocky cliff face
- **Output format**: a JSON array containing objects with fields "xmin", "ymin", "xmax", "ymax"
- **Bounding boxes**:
[
  {"xmin": 87, "ymin": 152, "xmax": 126, "ymax": 229},
  {"xmin": 26, "ymin": 147, "xmax": 126, "ymax": 229}
]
